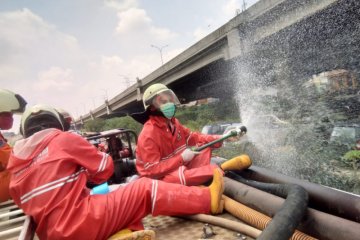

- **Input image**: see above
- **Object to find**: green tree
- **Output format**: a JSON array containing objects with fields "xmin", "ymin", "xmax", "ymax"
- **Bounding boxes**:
[
  {"xmin": 342, "ymin": 150, "xmax": 360, "ymax": 194},
  {"xmin": 83, "ymin": 118, "xmax": 106, "ymax": 132},
  {"xmin": 82, "ymin": 99, "xmax": 240, "ymax": 134},
  {"xmin": 103, "ymin": 116, "xmax": 143, "ymax": 135}
]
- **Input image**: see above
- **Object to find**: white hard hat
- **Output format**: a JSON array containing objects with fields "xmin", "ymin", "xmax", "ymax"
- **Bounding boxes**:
[
  {"xmin": 21, "ymin": 104, "xmax": 65, "ymax": 137},
  {"xmin": 142, "ymin": 83, "xmax": 180, "ymax": 109},
  {"xmin": 0, "ymin": 89, "xmax": 27, "ymax": 113}
]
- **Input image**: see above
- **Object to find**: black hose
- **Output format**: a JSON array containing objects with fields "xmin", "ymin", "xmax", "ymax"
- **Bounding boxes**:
[
  {"xmin": 227, "ymin": 171, "xmax": 309, "ymax": 240},
  {"xmin": 237, "ymin": 165, "xmax": 360, "ymax": 223}
]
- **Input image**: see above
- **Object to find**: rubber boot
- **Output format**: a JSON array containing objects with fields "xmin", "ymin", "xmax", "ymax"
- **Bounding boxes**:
[
  {"xmin": 108, "ymin": 229, "xmax": 156, "ymax": 240},
  {"xmin": 209, "ymin": 168, "xmax": 224, "ymax": 214},
  {"xmin": 220, "ymin": 154, "xmax": 252, "ymax": 171}
]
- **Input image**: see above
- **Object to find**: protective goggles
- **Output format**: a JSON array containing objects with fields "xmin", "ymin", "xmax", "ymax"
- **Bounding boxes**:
[{"xmin": 151, "ymin": 89, "xmax": 180, "ymax": 109}]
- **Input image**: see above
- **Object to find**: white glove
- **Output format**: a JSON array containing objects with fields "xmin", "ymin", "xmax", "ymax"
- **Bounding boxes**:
[{"xmin": 181, "ymin": 148, "xmax": 200, "ymax": 162}]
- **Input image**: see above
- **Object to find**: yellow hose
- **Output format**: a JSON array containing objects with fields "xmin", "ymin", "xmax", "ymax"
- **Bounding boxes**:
[
  {"xmin": 223, "ymin": 195, "xmax": 317, "ymax": 240},
  {"xmin": 108, "ymin": 229, "xmax": 155, "ymax": 240}
]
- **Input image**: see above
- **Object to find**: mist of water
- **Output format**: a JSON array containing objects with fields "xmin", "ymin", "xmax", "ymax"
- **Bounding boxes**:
[
  {"xmin": 232, "ymin": 63, "xmax": 344, "ymax": 183},
  {"xmin": 226, "ymin": 3, "xmax": 360, "ymax": 186}
]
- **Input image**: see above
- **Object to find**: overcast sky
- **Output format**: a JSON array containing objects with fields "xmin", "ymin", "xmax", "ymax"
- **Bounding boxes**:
[{"xmin": 0, "ymin": 0, "xmax": 259, "ymax": 132}]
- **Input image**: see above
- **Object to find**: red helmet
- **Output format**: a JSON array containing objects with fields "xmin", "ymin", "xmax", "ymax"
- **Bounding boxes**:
[{"xmin": 56, "ymin": 108, "xmax": 73, "ymax": 131}]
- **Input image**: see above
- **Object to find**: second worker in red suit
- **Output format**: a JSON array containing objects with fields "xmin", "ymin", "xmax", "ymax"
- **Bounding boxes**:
[{"xmin": 135, "ymin": 83, "xmax": 252, "ymax": 185}]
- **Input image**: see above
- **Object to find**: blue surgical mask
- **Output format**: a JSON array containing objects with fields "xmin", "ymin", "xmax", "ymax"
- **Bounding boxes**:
[{"xmin": 160, "ymin": 102, "xmax": 176, "ymax": 119}]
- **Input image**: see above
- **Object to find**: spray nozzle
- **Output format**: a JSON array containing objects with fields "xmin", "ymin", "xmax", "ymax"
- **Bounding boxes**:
[
  {"xmin": 228, "ymin": 125, "xmax": 247, "ymax": 137},
  {"xmin": 191, "ymin": 125, "xmax": 247, "ymax": 152}
]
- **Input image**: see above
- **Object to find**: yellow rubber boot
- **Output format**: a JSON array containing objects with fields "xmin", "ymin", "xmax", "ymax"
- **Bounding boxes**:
[
  {"xmin": 209, "ymin": 168, "xmax": 224, "ymax": 214},
  {"xmin": 220, "ymin": 154, "xmax": 252, "ymax": 171},
  {"xmin": 108, "ymin": 229, "xmax": 155, "ymax": 240}
]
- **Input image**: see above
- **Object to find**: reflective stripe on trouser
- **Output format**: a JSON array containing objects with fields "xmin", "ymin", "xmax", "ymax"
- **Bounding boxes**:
[
  {"xmin": 93, "ymin": 177, "xmax": 211, "ymax": 239},
  {"xmin": 162, "ymin": 148, "xmax": 218, "ymax": 185}
]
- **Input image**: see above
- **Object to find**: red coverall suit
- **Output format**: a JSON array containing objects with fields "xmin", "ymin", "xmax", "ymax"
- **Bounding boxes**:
[
  {"xmin": 8, "ymin": 128, "xmax": 211, "ymax": 240},
  {"xmin": 136, "ymin": 115, "xmax": 222, "ymax": 185},
  {"xmin": 0, "ymin": 132, "xmax": 12, "ymax": 202}
]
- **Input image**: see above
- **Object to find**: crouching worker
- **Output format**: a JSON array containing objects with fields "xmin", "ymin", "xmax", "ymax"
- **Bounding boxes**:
[
  {"xmin": 135, "ymin": 83, "xmax": 251, "ymax": 186},
  {"xmin": 7, "ymin": 104, "xmax": 224, "ymax": 240}
]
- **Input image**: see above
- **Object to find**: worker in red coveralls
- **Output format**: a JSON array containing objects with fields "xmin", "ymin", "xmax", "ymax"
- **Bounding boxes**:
[
  {"xmin": 0, "ymin": 88, "xmax": 27, "ymax": 203},
  {"xmin": 8, "ymin": 104, "xmax": 224, "ymax": 240},
  {"xmin": 134, "ymin": 83, "xmax": 251, "ymax": 186}
]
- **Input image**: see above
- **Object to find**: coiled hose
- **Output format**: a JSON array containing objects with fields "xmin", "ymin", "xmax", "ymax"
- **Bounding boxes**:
[
  {"xmin": 185, "ymin": 214, "xmax": 262, "ymax": 238},
  {"xmin": 223, "ymin": 195, "xmax": 316, "ymax": 240},
  {"xmin": 226, "ymin": 171, "xmax": 313, "ymax": 240}
]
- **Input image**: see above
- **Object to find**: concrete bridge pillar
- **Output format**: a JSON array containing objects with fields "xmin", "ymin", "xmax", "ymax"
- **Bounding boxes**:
[
  {"xmin": 226, "ymin": 28, "xmax": 244, "ymax": 60},
  {"xmin": 136, "ymin": 77, "xmax": 143, "ymax": 101},
  {"xmin": 274, "ymin": 53, "xmax": 292, "ymax": 95},
  {"xmin": 105, "ymin": 100, "xmax": 112, "ymax": 115}
]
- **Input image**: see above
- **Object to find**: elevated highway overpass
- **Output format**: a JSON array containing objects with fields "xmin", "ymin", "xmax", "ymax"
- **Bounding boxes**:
[{"xmin": 76, "ymin": 0, "xmax": 360, "ymax": 124}]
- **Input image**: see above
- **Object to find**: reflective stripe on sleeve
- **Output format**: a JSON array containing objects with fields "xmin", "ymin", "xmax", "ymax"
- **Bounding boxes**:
[
  {"xmin": 20, "ymin": 169, "xmax": 85, "ymax": 204},
  {"xmin": 97, "ymin": 152, "xmax": 109, "ymax": 173},
  {"xmin": 143, "ymin": 144, "xmax": 186, "ymax": 170},
  {"xmin": 186, "ymin": 132, "xmax": 193, "ymax": 145},
  {"xmin": 160, "ymin": 144, "xmax": 186, "ymax": 161}
]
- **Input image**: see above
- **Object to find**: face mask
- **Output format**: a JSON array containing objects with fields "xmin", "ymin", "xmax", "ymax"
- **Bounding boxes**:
[
  {"xmin": 160, "ymin": 102, "xmax": 176, "ymax": 119},
  {"xmin": 0, "ymin": 113, "xmax": 13, "ymax": 130}
]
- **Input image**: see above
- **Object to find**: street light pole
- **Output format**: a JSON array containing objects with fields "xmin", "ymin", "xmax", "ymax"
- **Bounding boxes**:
[
  {"xmin": 90, "ymin": 97, "xmax": 96, "ymax": 109},
  {"xmin": 81, "ymin": 103, "xmax": 87, "ymax": 115},
  {"xmin": 101, "ymin": 88, "xmax": 108, "ymax": 101},
  {"xmin": 242, "ymin": 0, "xmax": 247, "ymax": 12},
  {"xmin": 151, "ymin": 44, "xmax": 168, "ymax": 65},
  {"xmin": 118, "ymin": 74, "xmax": 131, "ymax": 88}
]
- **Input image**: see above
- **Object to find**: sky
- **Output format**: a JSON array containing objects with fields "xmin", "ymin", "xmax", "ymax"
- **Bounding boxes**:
[{"xmin": 0, "ymin": 0, "xmax": 259, "ymax": 132}]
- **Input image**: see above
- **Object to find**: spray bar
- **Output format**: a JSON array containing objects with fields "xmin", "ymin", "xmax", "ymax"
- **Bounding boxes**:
[{"xmin": 192, "ymin": 126, "xmax": 247, "ymax": 152}]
